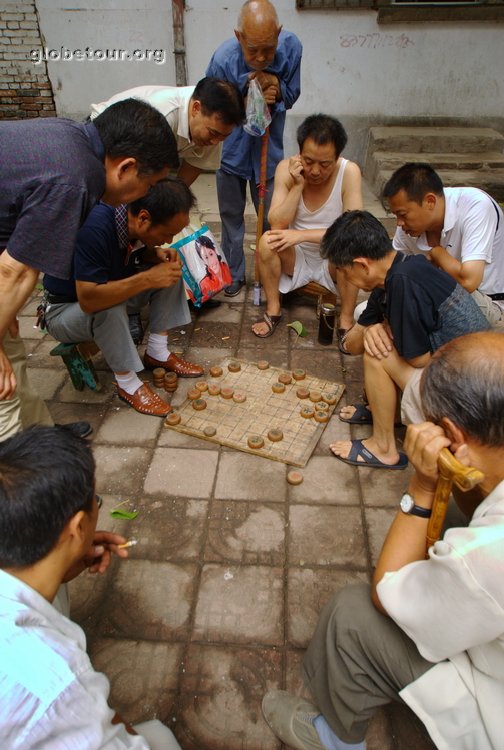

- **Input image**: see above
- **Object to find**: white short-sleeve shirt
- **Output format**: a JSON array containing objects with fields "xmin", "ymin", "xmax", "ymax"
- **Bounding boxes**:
[
  {"xmin": 392, "ymin": 187, "xmax": 504, "ymax": 308},
  {"xmin": 91, "ymin": 85, "xmax": 221, "ymax": 171}
]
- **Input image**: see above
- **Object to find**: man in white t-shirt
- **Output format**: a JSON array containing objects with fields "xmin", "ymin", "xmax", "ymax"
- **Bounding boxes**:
[
  {"xmin": 91, "ymin": 77, "xmax": 245, "ymax": 186},
  {"xmin": 251, "ymin": 114, "xmax": 362, "ymax": 340},
  {"xmin": 383, "ymin": 162, "xmax": 504, "ymax": 324}
]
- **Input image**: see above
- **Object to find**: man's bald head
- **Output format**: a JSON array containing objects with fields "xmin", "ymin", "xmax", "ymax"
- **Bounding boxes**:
[
  {"xmin": 235, "ymin": 1, "xmax": 281, "ymax": 70},
  {"xmin": 421, "ymin": 331, "xmax": 504, "ymax": 447}
]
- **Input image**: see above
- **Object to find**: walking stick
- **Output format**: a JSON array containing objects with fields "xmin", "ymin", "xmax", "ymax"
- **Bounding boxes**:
[
  {"xmin": 425, "ymin": 448, "xmax": 484, "ymax": 556},
  {"xmin": 253, "ymin": 127, "xmax": 269, "ymax": 306}
]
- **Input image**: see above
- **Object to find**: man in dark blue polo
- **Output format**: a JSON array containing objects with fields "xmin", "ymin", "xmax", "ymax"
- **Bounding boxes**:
[{"xmin": 0, "ymin": 99, "xmax": 178, "ymax": 439}]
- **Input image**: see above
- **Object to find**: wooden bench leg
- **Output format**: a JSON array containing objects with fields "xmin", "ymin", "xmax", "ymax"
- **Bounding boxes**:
[{"xmin": 50, "ymin": 342, "xmax": 100, "ymax": 391}]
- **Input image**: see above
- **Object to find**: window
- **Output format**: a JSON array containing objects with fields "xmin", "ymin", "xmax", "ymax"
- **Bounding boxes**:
[{"xmin": 296, "ymin": 0, "xmax": 504, "ymax": 22}]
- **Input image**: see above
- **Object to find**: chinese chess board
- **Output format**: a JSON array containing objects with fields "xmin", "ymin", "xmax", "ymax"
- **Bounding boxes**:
[{"xmin": 165, "ymin": 358, "xmax": 345, "ymax": 467}]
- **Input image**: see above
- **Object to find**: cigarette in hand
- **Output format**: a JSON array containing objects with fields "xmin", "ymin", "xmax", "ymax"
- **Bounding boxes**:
[{"xmin": 117, "ymin": 539, "xmax": 138, "ymax": 550}]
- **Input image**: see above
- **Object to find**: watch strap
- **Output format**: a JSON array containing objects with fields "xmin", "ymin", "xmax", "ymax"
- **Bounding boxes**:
[{"xmin": 408, "ymin": 503, "xmax": 432, "ymax": 519}]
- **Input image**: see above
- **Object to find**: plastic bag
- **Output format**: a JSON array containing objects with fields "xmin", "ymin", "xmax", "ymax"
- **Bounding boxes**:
[
  {"xmin": 243, "ymin": 78, "xmax": 272, "ymax": 136},
  {"xmin": 171, "ymin": 225, "xmax": 232, "ymax": 307}
]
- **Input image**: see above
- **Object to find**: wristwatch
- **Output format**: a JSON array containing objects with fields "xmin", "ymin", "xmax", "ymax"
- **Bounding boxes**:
[{"xmin": 400, "ymin": 492, "xmax": 432, "ymax": 518}]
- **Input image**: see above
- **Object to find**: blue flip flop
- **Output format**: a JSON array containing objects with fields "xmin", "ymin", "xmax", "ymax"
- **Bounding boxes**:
[
  {"xmin": 339, "ymin": 403, "xmax": 373, "ymax": 425},
  {"xmin": 331, "ymin": 439, "xmax": 408, "ymax": 470},
  {"xmin": 339, "ymin": 403, "xmax": 403, "ymax": 428}
]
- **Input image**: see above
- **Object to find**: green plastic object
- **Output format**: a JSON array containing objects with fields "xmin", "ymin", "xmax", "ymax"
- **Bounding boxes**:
[{"xmin": 50, "ymin": 342, "xmax": 99, "ymax": 391}]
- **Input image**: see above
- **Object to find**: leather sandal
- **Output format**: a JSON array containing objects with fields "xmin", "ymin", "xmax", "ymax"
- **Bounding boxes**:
[
  {"xmin": 116, "ymin": 383, "xmax": 172, "ymax": 417},
  {"xmin": 252, "ymin": 312, "xmax": 282, "ymax": 338},
  {"xmin": 143, "ymin": 352, "xmax": 204, "ymax": 378}
]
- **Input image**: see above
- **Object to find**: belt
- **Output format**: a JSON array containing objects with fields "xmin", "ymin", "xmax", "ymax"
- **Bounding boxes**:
[
  {"xmin": 46, "ymin": 293, "xmax": 78, "ymax": 304},
  {"xmin": 488, "ymin": 293, "xmax": 504, "ymax": 301}
]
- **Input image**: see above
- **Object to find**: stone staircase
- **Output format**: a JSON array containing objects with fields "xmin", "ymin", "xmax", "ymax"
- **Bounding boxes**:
[{"xmin": 365, "ymin": 126, "xmax": 504, "ymax": 209}]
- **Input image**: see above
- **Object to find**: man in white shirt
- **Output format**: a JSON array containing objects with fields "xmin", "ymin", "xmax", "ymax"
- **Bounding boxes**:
[
  {"xmin": 91, "ymin": 77, "xmax": 245, "ymax": 186},
  {"xmin": 262, "ymin": 330, "xmax": 504, "ymax": 750},
  {"xmin": 0, "ymin": 425, "xmax": 181, "ymax": 749},
  {"xmin": 383, "ymin": 162, "xmax": 504, "ymax": 324}
]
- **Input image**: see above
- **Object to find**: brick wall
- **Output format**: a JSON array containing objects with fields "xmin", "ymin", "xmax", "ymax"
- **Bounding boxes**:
[{"xmin": 0, "ymin": 1, "xmax": 56, "ymax": 119}]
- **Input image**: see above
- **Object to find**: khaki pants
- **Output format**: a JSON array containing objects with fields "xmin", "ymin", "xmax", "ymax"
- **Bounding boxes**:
[
  {"xmin": 0, "ymin": 331, "xmax": 53, "ymax": 441},
  {"xmin": 302, "ymin": 584, "xmax": 434, "ymax": 743}
]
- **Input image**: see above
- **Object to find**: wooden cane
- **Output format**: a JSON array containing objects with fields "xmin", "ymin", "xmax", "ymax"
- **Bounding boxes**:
[
  {"xmin": 425, "ymin": 448, "xmax": 484, "ymax": 556},
  {"xmin": 253, "ymin": 128, "xmax": 269, "ymax": 306}
]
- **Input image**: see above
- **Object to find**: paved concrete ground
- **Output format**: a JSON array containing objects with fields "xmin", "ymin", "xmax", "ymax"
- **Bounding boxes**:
[{"xmin": 22, "ymin": 175, "xmax": 435, "ymax": 749}]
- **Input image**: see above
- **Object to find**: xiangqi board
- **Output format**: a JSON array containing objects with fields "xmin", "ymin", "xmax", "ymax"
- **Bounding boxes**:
[{"xmin": 164, "ymin": 358, "xmax": 345, "ymax": 467}]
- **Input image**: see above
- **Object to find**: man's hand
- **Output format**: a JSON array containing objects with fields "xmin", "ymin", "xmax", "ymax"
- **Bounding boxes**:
[
  {"xmin": 404, "ymin": 422, "xmax": 452, "ymax": 496},
  {"xmin": 249, "ymin": 71, "xmax": 280, "ymax": 104},
  {"xmin": 153, "ymin": 246, "xmax": 179, "ymax": 264},
  {"xmin": 264, "ymin": 229, "xmax": 300, "ymax": 253},
  {"xmin": 63, "ymin": 530, "xmax": 129, "ymax": 582},
  {"xmin": 0, "ymin": 314, "xmax": 19, "ymax": 400},
  {"xmin": 142, "ymin": 257, "xmax": 182, "ymax": 289},
  {"xmin": 287, "ymin": 155, "xmax": 305, "ymax": 187},
  {"xmin": 362, "ymin": 323, "xmax": 394, "ymax": 359}
]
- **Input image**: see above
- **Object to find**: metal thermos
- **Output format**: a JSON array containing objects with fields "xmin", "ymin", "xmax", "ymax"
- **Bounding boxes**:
[{"xmin": 318, "ymin": 302, "xmax": 336, "ymax": 345}]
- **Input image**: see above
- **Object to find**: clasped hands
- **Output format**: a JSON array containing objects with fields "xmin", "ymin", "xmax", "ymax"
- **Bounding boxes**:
[{"xmin": 248, "ymin": 71, "xmax": 280, "ymax": 105}]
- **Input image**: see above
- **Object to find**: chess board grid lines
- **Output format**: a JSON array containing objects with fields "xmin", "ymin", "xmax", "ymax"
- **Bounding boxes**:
[{"xmin": 167, "ymin": 358, "xmax": 344, "ymax": 467}]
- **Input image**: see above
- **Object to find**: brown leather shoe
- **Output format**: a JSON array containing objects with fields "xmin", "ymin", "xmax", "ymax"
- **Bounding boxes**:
[
  {"xmin": 144, "ymin": 352, "xmax": 204, "ymax": 378},
  {"xmin": 116, "ymin": 383, "xmax": 172, "ymax": 417}
]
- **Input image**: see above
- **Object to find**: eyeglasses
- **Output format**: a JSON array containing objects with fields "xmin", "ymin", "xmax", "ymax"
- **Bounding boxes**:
[{"xmin": 96, "ymin": 494, "xmax": 103, "ymax": 509}]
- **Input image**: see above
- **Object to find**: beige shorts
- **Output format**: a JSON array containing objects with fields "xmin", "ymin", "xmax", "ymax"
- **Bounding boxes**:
[
  {"xmin": 400, "ymin": 367, "xmax": 426, "ymax": 426},
  {"xmin": 278, "ymin": 246, "xmax": 337, "ymax": 295}
]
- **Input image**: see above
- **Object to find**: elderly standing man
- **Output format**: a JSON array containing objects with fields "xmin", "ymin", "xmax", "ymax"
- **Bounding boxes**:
[
  {"xmin": 0, "ymin": 100, "xmax": 178, "ymax": 441},
  {"xmin": 206, "ymin": 0, "xmax": 302, "ymax": 296},
  {"xmin": 263, "ymin": 330, "xmax": 504, "ymax": 750}
]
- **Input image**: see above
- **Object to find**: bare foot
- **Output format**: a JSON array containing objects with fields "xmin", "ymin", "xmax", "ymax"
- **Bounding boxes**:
[{"xmin": 329, "ymin": 438, "xmax": 401, "ymax": 466}]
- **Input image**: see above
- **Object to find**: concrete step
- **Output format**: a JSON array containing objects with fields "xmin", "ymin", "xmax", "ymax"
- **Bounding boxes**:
[
  {"xmin": 366, "ymin": 150, "xmax": 504, "ymax": 188},
  {"xmin": 367, "ymin": 126, "xmax": 504, "ymax": 155},
  {"xmin": 365, "ymin": 126, "xmax": 504, "ymax": 203}
]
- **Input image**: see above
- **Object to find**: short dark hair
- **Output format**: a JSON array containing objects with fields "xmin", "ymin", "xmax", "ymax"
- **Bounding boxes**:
[
  {"xmin": 0, "ymin": 426, "xmax": 95, "ymax": 568},
  {"xmin": 192, "ymin": 77, "xmax": 245, "ymax": 126},
  {"xmin": 421, "ymin": 331, "xmax": 504, "ymax": 448},
  {"xmin": 320, "ymin": 210, "xmax": 392, "ymax": 266},
  {"xmin": 296, "ymin": 114, "xmax": 348, "ymax": 157},
  {"xmin": 128, "ymin": 176, "xmax": 195, "ymax": 224},
  {"xmin": 93, "ymin": 98, "xmax": 179, "ymax": 175},
  {"xmin": 382, "ymin": 163, "xmax": 444, "ymax": 205}
]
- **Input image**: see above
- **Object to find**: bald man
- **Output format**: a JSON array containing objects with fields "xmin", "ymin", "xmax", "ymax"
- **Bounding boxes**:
[
  {"xmin": 206, "ymin": 0, "xmax": 302, "ymax": 296},
  {"xmin": 263, "ymin": 330, "xmax": 504, "ymax": 750}
]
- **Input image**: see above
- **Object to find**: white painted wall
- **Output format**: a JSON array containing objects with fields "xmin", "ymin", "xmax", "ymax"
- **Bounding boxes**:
[
  {"xmin": 36, "ymin": 0, "xmax": 504, "ymax": 161},
  {"xmin": 36, "ymin": 0, "xmax": 175, "ymax": 119}
]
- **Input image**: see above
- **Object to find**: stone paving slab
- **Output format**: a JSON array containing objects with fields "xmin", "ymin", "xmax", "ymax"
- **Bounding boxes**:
[
  {"xmin": 178, "ymin": 644, "xmax": 282, "ymax": 750},
  {"xmin": 204, "ymin": 501, "xmax": 286, "ymax": 566},
  {"xmin": 289, "ymin": 505, "xmax": 368, "ymax": 568}
]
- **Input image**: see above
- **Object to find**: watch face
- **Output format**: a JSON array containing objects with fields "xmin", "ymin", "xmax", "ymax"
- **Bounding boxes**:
[{"xmin": 400, "ymin": 494, "xmax": 414, "ymax": 513}]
